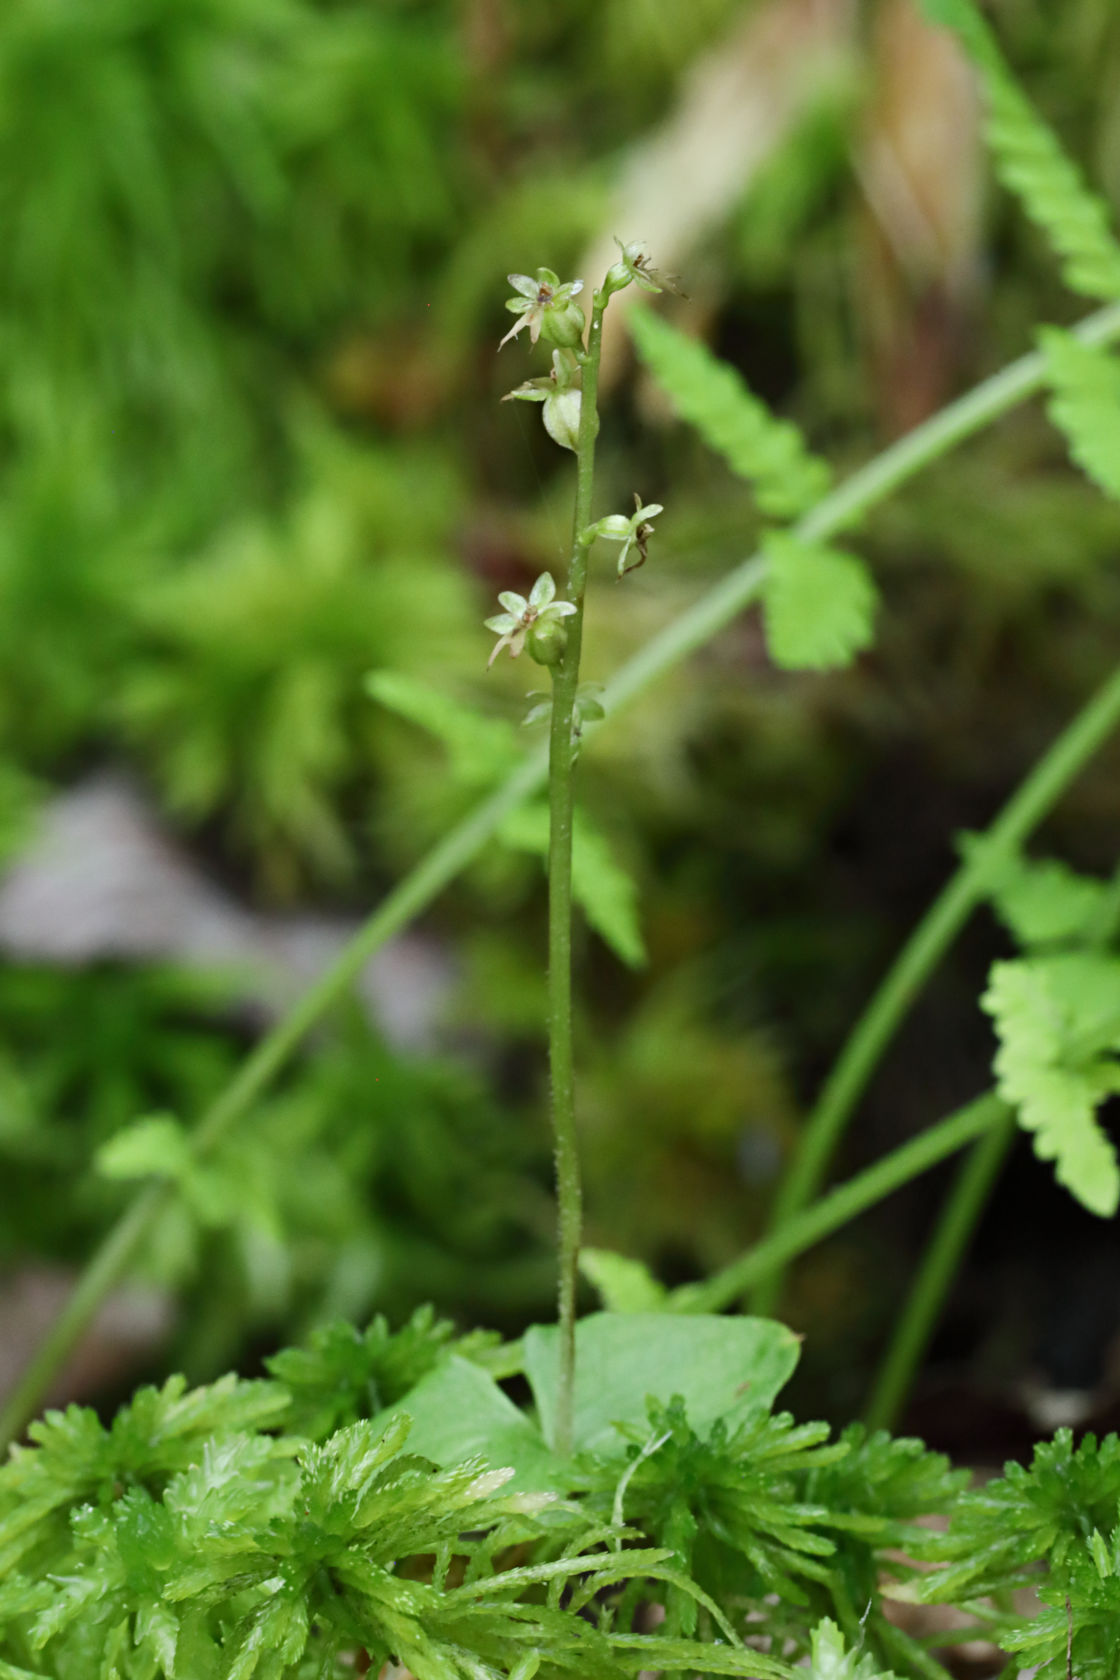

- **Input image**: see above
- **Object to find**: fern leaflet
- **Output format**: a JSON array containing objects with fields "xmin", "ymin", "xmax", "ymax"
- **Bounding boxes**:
[
  {"xmin": 761, "ymin": 533, "xmax": 878, "ymax": 671},
  {"xmin": 1039, "ymin": 327, "xmax": 1120, "ymax": 502},
  {"xmin": 982, "ymin": 953, "xmax": 1120, "ymax": 1217},
  {"xmin": 628, "ymin": 310, "xmax": 830, "ymax": 519},
  {"xmin": 958, "ymin": 835, "xmax": 1112, "ymax": 948},
  {"xmin": 920, "ymin": 0, "xmax": 1120, "ymax": 301},
  {"xmin": 366, "ymin": 670, "xmax": 518, "ymax": 787}
]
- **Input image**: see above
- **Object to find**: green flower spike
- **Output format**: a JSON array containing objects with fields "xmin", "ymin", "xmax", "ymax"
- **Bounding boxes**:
[
  {"xmin": 485, "ymin": 572, "xmax": 577, "ymax": 668},
  {"xmin": 499, "ymin": 269, "xmax": 586, "ymax": 350},
  {"xmin": 589, "ymin": 494, "xmax": 664, "ymax": 576}
]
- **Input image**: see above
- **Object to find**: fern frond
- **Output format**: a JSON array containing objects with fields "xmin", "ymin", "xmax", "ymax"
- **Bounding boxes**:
[
  {"xmin": 1039, "ymin": 327, "xmax": 1120, "ymax": 502},
  {"xmin": 367, "ymin": 670, "xmax": 518, "ymax": 788},
  {"xmin": 628, "ymin": 310, "xmax": 830, "ymax": 519},
  {"xmin": 920, "ymin": 0, "xmax": 1120, "ymax": 301}
]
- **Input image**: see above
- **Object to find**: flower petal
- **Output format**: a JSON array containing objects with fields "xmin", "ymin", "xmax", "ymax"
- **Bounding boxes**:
[
  {"xmin": 501, "ymin": 378, "xmax": 550, "ymax": 403},
  {"xmin": 528, "ymin": 573, "xmax": 556, "ymax": 608},
  {"xmin": 497, "ymin": 591, "xmax": 528, "ymax": 615},
  {"xmin": 507, "ymin": 274, "xmax": 539, "ymax": 297},
  {"xmin": 544, "ymin": 600, "xmax": 577, "ymax": 618},
  {"xmin": 484, "ymin": 612, "xmax": 519, "ymax": 633},
  {"xmin": 498, "ymin": 315, "xmax": 530, "ymax": 349}
]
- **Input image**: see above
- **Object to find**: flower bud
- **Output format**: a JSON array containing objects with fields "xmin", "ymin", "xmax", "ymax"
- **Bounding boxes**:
[
  {"xmin": 528, "ymin": 620, "xmax": 568, "ymax": 667},
  {"xmin": 602, "ymin": 260, "xmax": 632, "ymax": 296}
]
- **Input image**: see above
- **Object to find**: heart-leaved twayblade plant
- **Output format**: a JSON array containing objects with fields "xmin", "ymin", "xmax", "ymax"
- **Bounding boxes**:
[
  {"xmin": 7, "ymin": 2, "xmax": 1120, "ymax": 1674},
  {"xmin": 488, "ymin": 252, "xmax": 676, "ymax": 1458}
]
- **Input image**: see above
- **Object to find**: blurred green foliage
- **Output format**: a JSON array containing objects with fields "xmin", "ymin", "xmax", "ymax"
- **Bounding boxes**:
[{"xmin": 2, "ymin": 0, "xmax": 1120, "ymax": 1402}]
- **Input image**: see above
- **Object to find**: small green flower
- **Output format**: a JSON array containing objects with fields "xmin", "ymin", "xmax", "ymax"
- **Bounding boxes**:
[
  {"xmin": 500, "ymin": 269, "xmax": 585, "ymax": 350},
  {"xmin": 602, "ymin": 241, "xmax": 683, "ymax": 298},
  {"xmin": 588, "ymin": 495, "xmax": 664, "ymax": 576},
  {"xmin": 485, "ymin": 572, "xmax": 577, "ymax": 668}
]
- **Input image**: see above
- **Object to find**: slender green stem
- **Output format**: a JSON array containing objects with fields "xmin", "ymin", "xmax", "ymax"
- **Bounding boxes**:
[
  {"xmin": 548, "ymin": 300, "xmax": 606, "ymax": 1456},
  {"xmin": 751, "ymin": 656, "xmax": 1120, "ymax": 1315},
  {"xmin": 5, "ymin": 301, "xmax": 1120, "ymax": 1449},
  {"xmin": 863, "ymin": 1110, "xmax": 1016, "ymax": 1432},
  {"xmin": 671, "ymin": 1093, "xmax": 1007, "ymax": 1314}
]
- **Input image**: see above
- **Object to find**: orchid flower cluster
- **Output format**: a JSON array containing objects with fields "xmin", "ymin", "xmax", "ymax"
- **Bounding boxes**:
[{"xmin": 485, "ymin": 243, "xmax": 669, "ymax": 670}]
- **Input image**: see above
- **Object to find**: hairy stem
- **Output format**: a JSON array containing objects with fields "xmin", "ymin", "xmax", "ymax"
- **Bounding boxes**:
[
  {"xmin": 548, "ymin": 300, "xmax": 606, "ymax": 1456},
  {"xmin": 671, "ymin": 1093, "xmax": 1007, "ymax": 1313},
  {"xmin": 863, "ymin": 1110, "xmax": 1016, "ymax": 1431},
  {"xmin": 5, "ymin": 300, "xmax": 1120, "ymax": 1449},
  {"xmin": 752, "ymin": 655, "xmax": 1120, "ymax": 1315}
]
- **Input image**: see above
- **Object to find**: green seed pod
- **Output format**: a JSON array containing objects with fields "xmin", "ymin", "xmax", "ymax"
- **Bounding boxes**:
[
  {"xmin": 527, "ymin": 619, "xmax": 568, "ymax": 667},
  {"xmin": 543, "ymin": 389, "xmax": 582, "ymax": 452},
  {"xmin": 539, "ymin": 299, "xmax": 586, "ymax": 349}
]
